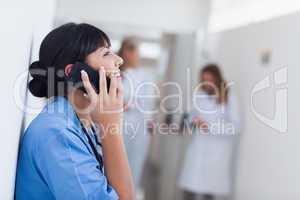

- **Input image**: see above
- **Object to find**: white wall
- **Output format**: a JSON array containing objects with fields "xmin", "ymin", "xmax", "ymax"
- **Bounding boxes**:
[
  {"xmin": 206, "ymin": 12, "xmax": 300, "ymax": 200},
  {"xmin": 55, "ymin": 0, "xmax": 209, "ymax": 33},
  {"xmin": 155, "ymin": 33, "xmax": 197, "ymax": 200},
  {"xmin": 210, "ymin": 0, "xmax": 300, "ymax": 32},
  {"xmin": 0, "ymin": 0, "xmax": 56, "ymax": 199}
]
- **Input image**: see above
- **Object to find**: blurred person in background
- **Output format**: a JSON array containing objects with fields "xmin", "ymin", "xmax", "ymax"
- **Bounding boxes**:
[
  {"xmin": 178, "ymin": 64, "xmax": 241, "ymax": 200},
  {"xmin": 118, "ymin": 38, "xmax": 155, "ymax": 199}
]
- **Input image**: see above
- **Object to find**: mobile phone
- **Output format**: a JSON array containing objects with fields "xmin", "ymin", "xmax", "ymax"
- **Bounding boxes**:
[{"xmin": 66, "ymin": 62, "xmax": 110, "ymax": 94}]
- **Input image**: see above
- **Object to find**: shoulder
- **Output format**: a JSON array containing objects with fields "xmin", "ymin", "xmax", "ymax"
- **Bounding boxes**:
[
  {"xmin": 26, "ymin": 112, "xmax": 68, "ymax": 136},
  {"xmin": 194, "ymin": 90, "xmax": 209, "ymax": 97},
  {"xmin": 194, "ymin": 90, "xmax": 212, "ymax": 102},
  {"xmin": 22, "ymin": 111, "xmax": 78, "ymax": 153},
  {"xmin": 227, "ymin": 90, "xmax": 239, "ymax": 105}
]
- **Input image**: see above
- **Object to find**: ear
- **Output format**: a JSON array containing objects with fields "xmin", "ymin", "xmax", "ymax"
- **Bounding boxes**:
[{"xmin": 64, "ymin": 64, "xmax": 73, "ymax": 76}]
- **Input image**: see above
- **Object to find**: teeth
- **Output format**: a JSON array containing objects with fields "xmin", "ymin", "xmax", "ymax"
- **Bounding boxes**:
[
  {"xmin": 106, "ymin": 69, "xmax": 121, "ymax": 78},
  {"xmin": 115, "ymin": 59, "xmax": 124, "ymax": 67}
]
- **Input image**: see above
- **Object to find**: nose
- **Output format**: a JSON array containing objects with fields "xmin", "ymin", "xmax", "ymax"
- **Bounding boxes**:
[{"xmin": 114, "ymin": 54, "xmax": 124, "ymax": 68}]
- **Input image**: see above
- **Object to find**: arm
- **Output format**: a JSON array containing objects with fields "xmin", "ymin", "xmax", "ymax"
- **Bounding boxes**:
[
  {"xmin": 188, "ymin": 108, "xmax": 208, "ymax": 128},
  {"xmin": 101, "ymin": 126, "xmax": 133, "ymax": 200},
  {"xmin": 81, "ymin": 68, "xmax": 134, "ymax": 200},
  {"xmin": 216, "ymin": 92, "xmax": 241, "ymax": 136},
  {"xmin": 227, "ymin": 92, "xmax": 241, "ymax": 132},
  {"xmin": 36, "ymin": 126, "xmax": 119, "ymax": 200}
]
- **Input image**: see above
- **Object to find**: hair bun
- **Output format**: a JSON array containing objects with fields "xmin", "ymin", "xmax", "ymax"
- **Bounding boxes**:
[
  {"xmin": 28, "ymin": 78, "xmax": 47, "ymax": 97},
  {"xmin": 29, "ymin": 61, "xmax": 43, "ymax": 78},
  {"xmin": 28, "ymin": 61, "xmax": 48, "ymax": 97}
]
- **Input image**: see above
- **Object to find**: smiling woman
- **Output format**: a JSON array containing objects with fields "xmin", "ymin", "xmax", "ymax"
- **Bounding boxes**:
[
  {"xmin": 15, "ymin": 23, "xmax": 134, "ymax": 200},
  {"xmin": 28, "ymin": 23, "xmax": 116, "ymax": 97}
]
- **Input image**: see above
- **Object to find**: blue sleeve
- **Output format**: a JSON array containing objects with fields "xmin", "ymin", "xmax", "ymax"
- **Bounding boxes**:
[{"xmin": 35, "ymin": 127, "xmax": 119, "ymax": 200}]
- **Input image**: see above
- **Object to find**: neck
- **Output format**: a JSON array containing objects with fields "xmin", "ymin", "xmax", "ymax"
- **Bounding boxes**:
[{"xmin": 68, "ymin": 89, "xmax": 92, "ymax": 129}]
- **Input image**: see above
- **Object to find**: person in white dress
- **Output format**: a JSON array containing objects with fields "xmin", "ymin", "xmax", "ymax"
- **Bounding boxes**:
[
  {"xmin": 118, "ymin": 38, "xmax": 155, "ymax": 198},
  {"xmin": 178, "ymin": 64, "xmax": 241, "ymax": 200}
]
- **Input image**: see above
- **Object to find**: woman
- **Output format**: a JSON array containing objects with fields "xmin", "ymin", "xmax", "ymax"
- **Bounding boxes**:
[
  {"xmin": 118, "ymin": 38, "xmax": 152, "ymax": 195},
  {"xmin": 15, "ymin": 23, "xmax": 134, "ymax": 200},
  {"xmin": 178, "ymin": 64, "xmax": 240, "ymax": 200}
]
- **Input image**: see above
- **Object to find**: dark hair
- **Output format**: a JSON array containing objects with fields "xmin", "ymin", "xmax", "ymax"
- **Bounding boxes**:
[
  {"xmin": 28, "ymin": 23, "xmax": 110, "ymax": 98},
  {"xmin": 201, "ymin": 63, "xmax": 229, "ymax": 104}
]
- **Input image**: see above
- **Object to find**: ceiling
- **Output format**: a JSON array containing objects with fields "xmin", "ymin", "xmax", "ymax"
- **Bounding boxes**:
[{"xmin": 209, "ymin": 0, "xmax": 300, "ymax": 32}]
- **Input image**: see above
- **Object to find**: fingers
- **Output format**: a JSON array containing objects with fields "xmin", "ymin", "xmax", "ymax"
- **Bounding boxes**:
[
  {"xmin": 98, "ymin": 67, "xmax": 123, "ymax": 99},
  {"xmin": 81, "ymin": 70, "xmax": 96, "ymax": 97},
  {"xmin": 99, "ymin": 67, "xmax": 107, "ymax": 96},
  {"xmin": 117, "ymin": 76, "xmax": 124, "ymax": 98},
  {"xmin": 109, "ymin": 75, "xmax": 117, "ymax": 97}
]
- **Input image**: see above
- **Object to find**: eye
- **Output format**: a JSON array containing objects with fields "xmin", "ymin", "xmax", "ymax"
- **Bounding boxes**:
[{"xmin": 103, "ymin": 51, "xmax": 111, "ymax": 56}]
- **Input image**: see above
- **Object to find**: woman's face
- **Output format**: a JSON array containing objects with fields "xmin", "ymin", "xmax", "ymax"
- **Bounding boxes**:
[
  {"xmin": 85, "ymin": 46, "xmax": 123, "ymax": 77},
  {"xmin": 123, "ymin": 48, "xmax": 140, "ymax": 68},
  {"xmin": 201, "ymin": 72, "xmax": 217, "ymax": 94}
]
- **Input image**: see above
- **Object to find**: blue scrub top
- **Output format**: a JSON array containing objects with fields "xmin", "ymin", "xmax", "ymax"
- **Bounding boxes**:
[{"xmin": 15, "ymin": 96, "xmax": 119, "ymax": 200}]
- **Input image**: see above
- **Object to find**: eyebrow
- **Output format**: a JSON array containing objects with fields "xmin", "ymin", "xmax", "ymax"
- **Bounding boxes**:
[{"xmin": 98, "ymin": 47, "xmax": 108, "ymax": 52}]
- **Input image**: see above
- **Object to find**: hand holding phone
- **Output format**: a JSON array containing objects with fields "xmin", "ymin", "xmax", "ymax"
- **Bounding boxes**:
[{"xmin": 66, "ymin": 62, "xmax": 110, "ymax": 94}]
